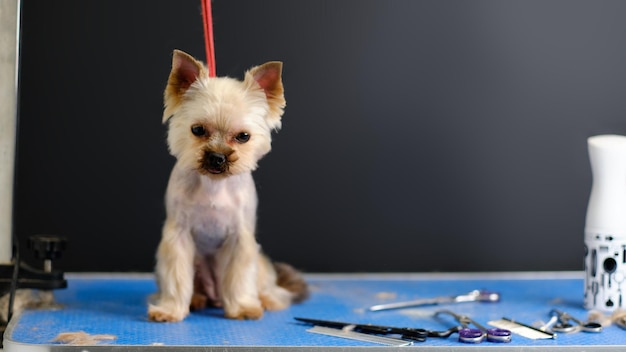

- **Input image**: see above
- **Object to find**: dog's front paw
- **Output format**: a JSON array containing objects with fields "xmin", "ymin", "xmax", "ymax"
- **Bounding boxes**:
[
  {"xmin": 148, "ymin": 303, "xmax": 188, "ymax": 322},
  {"xmin": 224, "ymin": 303, "xmax": 264, "ymax": 320}
]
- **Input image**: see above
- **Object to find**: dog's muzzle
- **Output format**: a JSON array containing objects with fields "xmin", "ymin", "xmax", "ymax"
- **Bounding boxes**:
[{"xmin": 201, "ymin": 151, "xmax": 228, "ymax": 174}]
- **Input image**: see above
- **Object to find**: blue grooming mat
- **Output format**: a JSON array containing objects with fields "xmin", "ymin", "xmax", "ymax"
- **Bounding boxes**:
[{"xmin": 3, "ymin": 272, "xmax": 626, "ymax": 351}]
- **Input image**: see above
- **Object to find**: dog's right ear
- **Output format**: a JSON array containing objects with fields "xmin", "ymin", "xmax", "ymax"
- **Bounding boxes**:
[{"xmin": 163, "ymin": 50, "xmax": 207, "ymax": 123}]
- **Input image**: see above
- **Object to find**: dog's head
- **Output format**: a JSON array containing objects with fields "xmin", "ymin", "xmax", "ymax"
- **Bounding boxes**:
[{"xmin": 162, "ymin": 50, "xmax": 285, "ymax": 178}]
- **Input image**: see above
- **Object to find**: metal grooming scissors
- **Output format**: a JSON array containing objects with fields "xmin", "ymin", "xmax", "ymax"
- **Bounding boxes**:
[
  {"xmin": 294, "ymin": 317, "xmax": 466, "ymax": 342},
  {"xmin": 435, "ymin": 309, "xmax": 512, "ymax": 343},
  {"xmin": 368, "ymin": 289, "xmax": 500, "ymax": 312},
  {"xmin": 548, "ymin": 309, "xmax": 602, "ymax": 333},
  {"xmin": 294, "ymin": 317, "xmax": 429, "ymax": 342}
]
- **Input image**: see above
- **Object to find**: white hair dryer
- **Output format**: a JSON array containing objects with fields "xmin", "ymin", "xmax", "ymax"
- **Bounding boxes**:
[{"xmin": 584, "ymin": 134, "xmax": 626, "ymax": 311}]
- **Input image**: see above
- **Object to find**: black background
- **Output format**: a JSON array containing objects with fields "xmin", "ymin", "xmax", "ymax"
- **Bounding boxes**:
[{"xmin": 14, "ymin": 0, "xmax": 626, "ymax": 273}]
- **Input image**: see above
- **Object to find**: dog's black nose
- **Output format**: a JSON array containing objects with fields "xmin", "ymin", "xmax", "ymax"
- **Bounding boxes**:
[
  {"xmin": 208, "ymin": 152, "xmax": 226, "ymax": 167},
  {"xmin": 200, "ymin": 151, "xmax": 229, "ymax": 174}
]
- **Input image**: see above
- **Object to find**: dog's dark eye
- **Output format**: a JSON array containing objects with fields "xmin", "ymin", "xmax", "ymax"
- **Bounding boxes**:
[
  {"xmin": 235, "ymin": 132, "xmax": 250, "ymax": 143},
  {"xmin": 191, "ymin": 125, "xmax": 206, "ymax": 137}
]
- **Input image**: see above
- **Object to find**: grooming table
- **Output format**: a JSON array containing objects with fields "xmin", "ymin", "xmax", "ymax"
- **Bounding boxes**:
[{"xmin": 3, "ymin": 272, "xmax": 625, "ymax": 351}]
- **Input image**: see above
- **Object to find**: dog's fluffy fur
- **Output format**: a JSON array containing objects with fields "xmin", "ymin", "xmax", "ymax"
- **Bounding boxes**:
[{"xmin": 148, "ymin": 50, "xmax": 307, "ymax": 322}]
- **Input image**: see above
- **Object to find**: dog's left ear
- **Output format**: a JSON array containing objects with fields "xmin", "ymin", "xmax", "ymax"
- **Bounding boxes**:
[
  {"xmin": 245, "ymin": 62, "xmax": 286, "ymax": 130},
  {"xmin": 163, "ymin": 50, "xmax": 208, "ymax": 123}
]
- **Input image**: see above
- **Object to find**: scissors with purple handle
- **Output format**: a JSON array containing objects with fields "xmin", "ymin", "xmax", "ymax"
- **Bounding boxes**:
[{"xmin": 435, "ymin": 309, "xmax": 512, "ymax": 343}]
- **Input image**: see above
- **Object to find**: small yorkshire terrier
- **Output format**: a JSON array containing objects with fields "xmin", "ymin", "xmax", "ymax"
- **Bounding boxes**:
[{"xmin": 148, "ymin": 50, "xmax": 308, "ymax": 322}]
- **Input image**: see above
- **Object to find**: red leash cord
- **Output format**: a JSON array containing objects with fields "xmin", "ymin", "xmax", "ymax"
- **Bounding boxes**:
[{"xmin": 201, "ymin": 0, "xmax": 216, "ymax": 77}]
